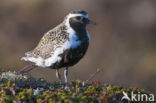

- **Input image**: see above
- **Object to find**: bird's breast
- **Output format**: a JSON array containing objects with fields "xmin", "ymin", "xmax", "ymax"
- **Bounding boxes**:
[{"xmin": 43, "ymin": 27, "xmax": 90, "ymax": 68}]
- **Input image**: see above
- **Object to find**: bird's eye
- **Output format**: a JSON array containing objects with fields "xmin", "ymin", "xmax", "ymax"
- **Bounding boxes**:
[{"xmin": 76, "ymin": 16, "xmax": 81, "ymax": 20}]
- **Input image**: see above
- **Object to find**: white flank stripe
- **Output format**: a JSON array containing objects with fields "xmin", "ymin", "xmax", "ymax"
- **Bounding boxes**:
[{"xmin": 44, "ymin": 27, "xmax": 81, "ymax": 67}]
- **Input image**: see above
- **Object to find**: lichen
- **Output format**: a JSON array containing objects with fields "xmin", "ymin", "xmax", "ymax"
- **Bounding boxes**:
[{"xmin": 0, "ymin": 71, "xmax": 154, "ymax": 103}]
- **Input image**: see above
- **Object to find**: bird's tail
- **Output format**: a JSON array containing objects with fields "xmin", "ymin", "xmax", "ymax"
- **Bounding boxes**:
[{"xmin": 20, "ymin": 51, "xmax": 33, "ymax": 60}]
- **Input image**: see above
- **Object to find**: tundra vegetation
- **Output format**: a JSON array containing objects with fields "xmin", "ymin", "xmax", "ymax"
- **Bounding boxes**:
[{"xmin": 0, "ymin": 71, "xmax": 154, "ymax": 103}]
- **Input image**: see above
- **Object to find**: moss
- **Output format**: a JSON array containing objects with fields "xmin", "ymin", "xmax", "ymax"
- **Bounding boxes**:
[{"xmin": 0, "ymin": 71, "xmax": 155, "ymax": 103}]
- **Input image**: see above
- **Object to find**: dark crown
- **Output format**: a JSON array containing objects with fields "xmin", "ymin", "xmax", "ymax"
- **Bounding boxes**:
[{"xmin": 71, "ymin": 10, "xmax": 88, "ymax": 15}]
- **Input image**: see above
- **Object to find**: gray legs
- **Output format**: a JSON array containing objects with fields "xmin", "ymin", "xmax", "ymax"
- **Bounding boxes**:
[
  {"xmin": 55, "ymin": 67, "xmax": 69, "ymax": 85},
  {"xmin": 56, "ymin": 69, "xmax": 63, "ymax": 84},
  {"xmin": 64, "ymin": 67, "xmax": 68, "ymax": 84}
]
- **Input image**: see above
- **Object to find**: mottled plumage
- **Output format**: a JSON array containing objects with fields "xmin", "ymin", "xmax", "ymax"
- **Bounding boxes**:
[
  {"xmin": 20, "ymin": 10, "xmax": 95, "ymax": 84},
  {"xmin": 28, "ymin": 24, "xmax": 69, "ymax": 59}
]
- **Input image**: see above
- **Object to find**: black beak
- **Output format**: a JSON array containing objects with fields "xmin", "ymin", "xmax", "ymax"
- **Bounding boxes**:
[{"xmin": 88, "ymin": 19, "xmax": 96, "ymax": 25}]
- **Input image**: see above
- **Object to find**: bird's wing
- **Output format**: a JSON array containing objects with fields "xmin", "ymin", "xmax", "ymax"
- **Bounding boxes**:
[{"xmin": 32, "ymin": 24, "xmax": 68, "ymax": 59}]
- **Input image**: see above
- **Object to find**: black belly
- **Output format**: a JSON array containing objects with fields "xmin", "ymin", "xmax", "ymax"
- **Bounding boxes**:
[{"xmin": 50, "ymin": 42, "xmax": 89, "ymax": 69}]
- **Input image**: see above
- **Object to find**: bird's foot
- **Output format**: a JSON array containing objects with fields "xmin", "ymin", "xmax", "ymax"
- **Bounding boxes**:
[
  {"xmin": 59, "ymin": 82, "xmax": 70, "ymax": 88},
  {"xmin": 60, "ymin": 82, "xmax": 64, "ymax": 86},
  {"xmin": 65, "ymin": 82, "xmax": 70, "ymax": 87},
  {"xmin": 64, "ymin": 82, "xmax": 70, "ymax": 90}
]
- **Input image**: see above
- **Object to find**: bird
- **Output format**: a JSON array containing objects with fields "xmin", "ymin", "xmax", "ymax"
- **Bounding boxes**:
[{"xmin": 20, "ymin": 10, "xmax": 95, "ymax": 85}]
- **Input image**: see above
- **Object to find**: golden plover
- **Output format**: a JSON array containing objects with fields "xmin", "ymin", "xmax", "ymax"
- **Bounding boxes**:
[{"xmin": 20, "ymin": 10, "xmax": 95, "ymax": 84}]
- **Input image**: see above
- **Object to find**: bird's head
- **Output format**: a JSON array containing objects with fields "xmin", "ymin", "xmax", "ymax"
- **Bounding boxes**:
[{"xmin": 65, "ymin": 10, "xmax": 96, "ymax": 30}]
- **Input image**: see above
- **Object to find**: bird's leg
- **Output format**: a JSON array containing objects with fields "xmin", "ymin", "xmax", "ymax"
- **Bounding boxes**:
[
  {"xmin": 64, "ymin": 67, "xmax": 69, "ymax": 85},
  {"xmin": 56, "ymin": 69, "xmax": 63, "ymax": 85},
  {"xmin": 18, "ymin": 64, "xmax": 37, "ymax": 74}
]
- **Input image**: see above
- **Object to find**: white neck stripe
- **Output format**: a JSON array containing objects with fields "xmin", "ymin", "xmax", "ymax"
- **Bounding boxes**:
[{"xmin": 65, "ymin": 13, "xmax": 88, "ymax": 28}]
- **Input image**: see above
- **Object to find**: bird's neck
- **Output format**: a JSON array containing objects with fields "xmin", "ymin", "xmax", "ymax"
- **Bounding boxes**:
[
  {"xmin": 70, "ymin": 23, "xmax": 86, "ymax": 32},
  {"xmin": 64, "ymin": 21, "xmax": 88, "ymax": 40},
  {"xmin": 70, "ymin": 26, "xmax": 88, "ymax": 40}
]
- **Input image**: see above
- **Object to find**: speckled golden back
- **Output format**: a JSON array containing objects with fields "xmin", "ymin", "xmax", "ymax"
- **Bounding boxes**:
[{"xmin": 32, "ymin": 23, "xmax": 69, "ymax": 59}]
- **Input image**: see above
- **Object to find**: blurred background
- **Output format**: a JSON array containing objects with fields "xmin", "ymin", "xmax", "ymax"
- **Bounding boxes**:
[{"xmin": 0, "ymin": 0, "xmax": 156, "ymax": 94}]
